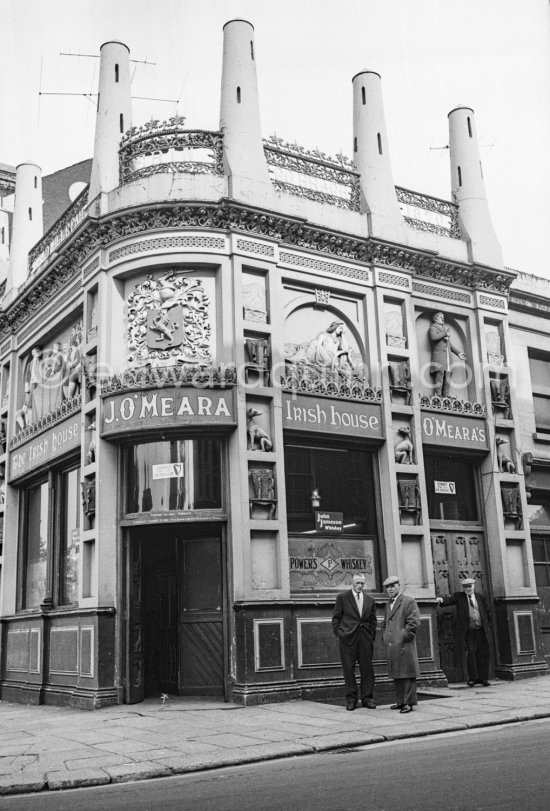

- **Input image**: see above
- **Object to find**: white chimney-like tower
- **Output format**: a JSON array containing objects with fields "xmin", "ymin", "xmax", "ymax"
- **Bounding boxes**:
[
  {"xmin": 88, "ymin": 41, "xmax": 132, "ymax": 202},
  {"xmin": 352, "ymin": 70, "xmax": 405, "ymax": 242},
  {"xmin": 448, "ymin": 105, "xmax": 503, "ymax": 268},
  {"xmin": 0, "ymin": 207, "xmax": 9, "ymax": 285},
  {"xmin": 6, "ymin": 161, "xmax": 43, "ymax": 292},
  {"xmin": 220, "ymin": 19, "xmax": 273, "ymax": 205}
]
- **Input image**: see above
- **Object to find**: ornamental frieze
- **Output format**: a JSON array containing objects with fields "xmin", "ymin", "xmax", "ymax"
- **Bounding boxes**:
[{"xmin": 0, "ymin": 201, "xmax": 516, "ymax": 340}]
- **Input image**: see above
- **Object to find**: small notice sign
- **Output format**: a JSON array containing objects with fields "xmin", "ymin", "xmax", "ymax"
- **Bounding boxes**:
[
  {"xmin": 435, "ymin": 481, "xmax": 456, "ymax": 494},
  {"xmin": 152, "ymin": 463, "xmax": 184, "ymax": 480},
  {"xmin": 315, "ymin": 511, "xmax": 344, "ymax": 533}
]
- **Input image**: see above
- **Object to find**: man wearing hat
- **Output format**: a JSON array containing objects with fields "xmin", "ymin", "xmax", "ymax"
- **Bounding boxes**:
[
  {"xmin": 436, "ymin": 578, "xmax": 491, "ymax": 687},
  {"xmin": 332, "ymin": 572, "xmax": 378, "ymax": 711},
  {"xmin": 382, "ymin": 576, "xmax": 421, "ymax": 713}
]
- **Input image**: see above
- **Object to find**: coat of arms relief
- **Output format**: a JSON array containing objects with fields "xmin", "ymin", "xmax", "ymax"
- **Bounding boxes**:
[{"xmin": 127, "ymin": 272, "xmax": 212, "ymax": 367}]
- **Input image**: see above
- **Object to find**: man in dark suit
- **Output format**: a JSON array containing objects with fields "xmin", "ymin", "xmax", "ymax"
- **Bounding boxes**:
[
  {"xmin": 332, "ymin": 573, "xmax": 377, "ymax": 711},
  {"xmin": 437, "ymin": 577, "xmax": 491, "ymax": 686}
]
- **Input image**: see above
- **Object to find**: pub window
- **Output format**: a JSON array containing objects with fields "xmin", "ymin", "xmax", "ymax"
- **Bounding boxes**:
[
  {"xmin": 528, "ymin": 350, "xmax": 550, "ymax": 434},
  {"xmin": 21, "ymin": 462, "xmax": 81, "ymax": 610},
  {"xmin": 284, "ymin": 443, "xmax": 377, "ymax": 536},
  {"xmin": 125, "ymin": 438, "xmax": 222, "ymax": 514},
  {"xmin": 22, "ymin": 479, "xmax": 49, "ymax": 609},
  {"xmin": 424, "ymin": 454, "xmax": 480, "ymax": 522},
  {"xmin": 527, "ymin": 495, "xmax": 550, "ymax": 587}
]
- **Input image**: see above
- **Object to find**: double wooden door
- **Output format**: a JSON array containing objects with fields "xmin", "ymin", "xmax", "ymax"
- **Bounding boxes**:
[
  {"xmin": 431, "ymin": 530, "xmax": 489, "ymax": 683},
  {"xmin": 125, "ymin": 526, "xmax": 225, "ymax": 702}
]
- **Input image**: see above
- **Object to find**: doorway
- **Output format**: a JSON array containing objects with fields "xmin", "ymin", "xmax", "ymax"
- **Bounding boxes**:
[{"xmin": 125, "ymin": 523, "xmax": 225, "ymax": 702}]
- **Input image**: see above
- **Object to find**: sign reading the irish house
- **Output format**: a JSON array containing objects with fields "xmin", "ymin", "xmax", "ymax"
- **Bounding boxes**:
[
  {"xmin": 289, "ymin": 537, "xmax": 376, "ymax": 592},
  {"xmin": 421, "ymin": 412, "xmax": 488, "ymax": 451},
  {"xmin": 282, "ymin": 394, "xmax": 383, "ymax": 440},
  {"xmin": 10, "ymin": 414, "xmax": 81, "ymax": 481},
  {"xmin": 101, "ymin": 387, "xmax": 236, "ymax": 437}
]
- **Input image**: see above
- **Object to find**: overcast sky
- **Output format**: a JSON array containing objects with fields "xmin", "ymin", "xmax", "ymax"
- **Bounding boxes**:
[{"xmin": 1, "ymin": 0, "xmax": 549, "ymax": 278}]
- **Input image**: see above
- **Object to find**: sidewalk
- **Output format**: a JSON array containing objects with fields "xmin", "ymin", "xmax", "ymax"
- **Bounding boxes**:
[{"xmin": 1, "ymin": 676, "xmax": 550, "ymax": 796}]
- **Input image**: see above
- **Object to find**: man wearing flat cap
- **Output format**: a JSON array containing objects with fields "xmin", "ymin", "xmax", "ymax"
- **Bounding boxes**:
[
  {"xmin": 437, "ymin": 578, "xmax": 491, "ymax": 687},
  {"xmin": 382, "ymin": 576, "xmax": 421, "ymax": 713},
  {"xmin": 332, "ymin": 573, "xmax": 378, "ymax": 711}
]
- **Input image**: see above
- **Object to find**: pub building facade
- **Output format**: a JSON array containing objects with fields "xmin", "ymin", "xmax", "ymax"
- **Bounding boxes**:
[{"xmin": 0, "ymin": 20, "xmax": 547, "ymax": 709}]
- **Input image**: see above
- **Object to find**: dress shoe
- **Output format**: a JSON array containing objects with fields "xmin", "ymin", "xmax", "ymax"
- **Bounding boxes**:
[
  {"xmin": 467, "ymin": 680, "xmax": 476, "ymax": 687},
  {"xmin": 399, "ymin": 704, "xmax": 413, "ymax": 714},
  {"xmin": 390, "ymin": 703, "xmax": 403, "ymax": 710},
  {"xmin": 346, "ymin": 701, "xmax": 357, "ymax": 711},
  {"xmin": 481, "ymin": 681, "xmax": 490, "ymax": 687},
  {"xmin": 362, "ymin": 699, "xmax": 376, "ymax": 709}
]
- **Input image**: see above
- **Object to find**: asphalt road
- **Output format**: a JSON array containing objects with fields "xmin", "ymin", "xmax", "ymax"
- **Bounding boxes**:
[{"xmin": 2, "ymin": 718, "xmax": 550, "ymax": 811}]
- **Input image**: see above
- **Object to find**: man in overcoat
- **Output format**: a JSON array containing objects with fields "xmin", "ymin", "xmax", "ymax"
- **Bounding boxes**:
[
  {"xmin": 382, "ymin": 575, "xmax": 421, "ymax": 714},
  {"xmin": 332, "ymin": 572, "xmax": 377, "ymax": 711},
  {"xmin": 436, "ymin": 577, "xmax": 491, "ymax": 686},
  {"xmin": 428, "ymin": 311, "xmax": 466, "ymax": 397}
]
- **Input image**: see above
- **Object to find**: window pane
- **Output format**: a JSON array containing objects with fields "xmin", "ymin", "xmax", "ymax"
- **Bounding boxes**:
[
  {"xmin": 285, "ymin": 444, "xmax": 377, "ymax": 535},
  {"xmin": 527, "ymin": 503, "xmax": 550, "ymax": 528},
  {"xmin": 425, "ymin": 454, "xmax": 479, "ymax": 522},
  {"xmin": 529, "ymin": 356, "xmax": 550, "ymax": 389},
  {"xmin": 126, "ymin": 439, "xmax": 222, "ymax": 513},
  {"xmin": 531, "ymin": 537, "xmax": 548, "ymax": 562},
  {"xmin": 534, "ymin": 563, "xmax": 550, "ymax": 588},
  {"xmin": 533, "ymin": 394, "xmax": 550, "ymax": 432},
  {"xmin": 24, "ymin": 481, "xmax": 49, "ymax": 608},
  {"xmin": 60, "ymin": 468, "xmax": 80, "ymax": 605}
]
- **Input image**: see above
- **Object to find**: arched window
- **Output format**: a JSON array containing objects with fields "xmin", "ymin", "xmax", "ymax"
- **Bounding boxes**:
[
  {"xmin": 28, "ymin": 207, "xmax": 32, "ymax": 221},
  {"xmin": 115, "ymin": 63, "xmax": 119, "ymax": 83},
  {"xmin": 458, "ymin": 166, "xmax": 462, "ymax": 187},
  {"xmin": 120, "ymin": 113, "xmax": 124, "ymax": 133},
  {"xmin": 467, "ymin": 116, "xmax": 472, "ymax": 137},
  {"xmin": 237, "ymin": 86, "xmax": 241, "ymax": 103},
  {"xmin": 361, "ymin": 86, "xmax": 366, "ymax": 105},
  {"xmin": 377, "ymin": 133, "xmax": 382, "ymax": 155}
]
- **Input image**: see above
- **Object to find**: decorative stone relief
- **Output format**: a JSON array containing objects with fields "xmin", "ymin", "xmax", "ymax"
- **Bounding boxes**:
[
  {"xmin": 385, "ymin": 304, "xmax": 406, "ymax": 348},
  {"xmin": 242, "ymin": 282, "xmax": 267, "ymax": 323},
  {"xmin": 127, "ymin": 272, "xmax": 212, "ymax": 367}
]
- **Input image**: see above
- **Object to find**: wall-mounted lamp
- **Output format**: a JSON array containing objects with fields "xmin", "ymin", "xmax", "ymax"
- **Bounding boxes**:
[{"xmin": 311, "ymin": 488, "xmax": 321, "ymax": 510}]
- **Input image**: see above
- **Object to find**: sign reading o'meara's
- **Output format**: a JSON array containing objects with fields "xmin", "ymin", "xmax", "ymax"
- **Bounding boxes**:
[
  {"xmin": 101, "ymin": 388, "xmax": 236, "ymax": 437},
  {"xmin": 421, "ymin": 413, "xmax": 488, "ymax": 451}
]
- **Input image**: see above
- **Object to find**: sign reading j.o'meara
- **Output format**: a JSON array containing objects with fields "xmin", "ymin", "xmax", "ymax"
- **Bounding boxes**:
[{"xmin": 101, "ymin": 387, "xmax": 236, "ymax": 436}]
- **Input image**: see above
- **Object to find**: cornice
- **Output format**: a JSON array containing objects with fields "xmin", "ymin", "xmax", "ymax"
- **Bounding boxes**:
[{"xmin": 0, "ymin": 199, "xmax": 516, "ymax": 341}]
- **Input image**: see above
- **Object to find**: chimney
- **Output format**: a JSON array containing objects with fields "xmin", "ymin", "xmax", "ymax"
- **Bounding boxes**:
[
  {"xmin": 448, "ymin": 105, "xmax": 503, "ymax": 268},
  {"xmin": 219, "ymin": 19, "xmax": 273, "ymax": 204},
  {"xmin": 88, "ymin": 41, "xmax": 132, "ymax": 202},
  {"xmin": 6, "ymin": 161, "xmax": 43, "ymax": 292},
  {"xmin": 352, "ymin": 70, "xmax": 405, "ymax": 242}
]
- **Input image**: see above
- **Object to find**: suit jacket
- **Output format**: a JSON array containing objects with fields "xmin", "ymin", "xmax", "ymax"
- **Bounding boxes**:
[
  {"xmin": 440, "ymin": 591, "xmax": 490, "ymax": 642},
  {"xmin": 332, "ymin": 589, "xmax": 377, "ymax": 646},
  {"xmin": 382, "ymin": 592, "xmax": 421, "ymax": 679},
  {"xmin": 429, "ymin": 322, "xmax": 462, "ymax": 373}
]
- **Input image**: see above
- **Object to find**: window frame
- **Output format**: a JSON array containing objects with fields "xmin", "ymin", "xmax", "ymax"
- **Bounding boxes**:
[{"xmin": 18, "ymin": 457, "xmax": 81, "ymax": 612}]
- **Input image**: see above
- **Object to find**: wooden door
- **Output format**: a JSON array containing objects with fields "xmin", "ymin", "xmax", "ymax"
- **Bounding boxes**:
[
  {"xmin": 125, "ymin": 535, "xmax": 145, "ymax": 704},
  {"xmin": 179, "ymin": 535, "xmax": 224, "ymax": 695},
  {"xmin": 431, "ymin": 530, "xmax": 488, "ymax": 682}
]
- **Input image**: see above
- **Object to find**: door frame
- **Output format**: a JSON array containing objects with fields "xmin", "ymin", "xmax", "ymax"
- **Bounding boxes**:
[{"xmin": 122, "ymin": 521, "xmax": 229, "ymax": 703}]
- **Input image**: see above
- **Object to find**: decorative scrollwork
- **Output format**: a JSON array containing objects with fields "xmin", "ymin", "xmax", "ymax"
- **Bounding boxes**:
[
  {"xmin": 126, "ymin": 271, "xmax": 212, "ymax": 366},
  {"xmin": 119, "ymin": 121, "xmax": 224, "ymax": 183},
  {"xmin": 9, "ymin": 394, "xmax": 82, "ymax": 450},
  {"xmin": 419, "ymin": 393, "xmax": 487, "ymax": 416},
  {"xmin": 280, "ymin": 364, "xmax": 381, "ymax": 403},
  {"xmin": 100, "ymin": 364, "xmax": 237, "ymax": 395}
]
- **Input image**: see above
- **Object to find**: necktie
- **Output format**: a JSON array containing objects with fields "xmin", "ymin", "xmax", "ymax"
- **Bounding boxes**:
[
  {"xmin": 356, "ymin": 593, "xmax": 363, "ymax": 613},
  {"xmin": 469, "ymin": 595, "xmax": 476, "ymax": 608}
]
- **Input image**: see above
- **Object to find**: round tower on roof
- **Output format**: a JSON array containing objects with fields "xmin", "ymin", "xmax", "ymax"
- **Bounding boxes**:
[
  {"xmin": 88, "ymin": 41, "xmax": 132, "ymax": 201},
  {"xmin": 219, "ymin": 19, "xmax": 273, "ymax": 204},
  {"xmin": 448, "ymin": 105, "xmax": 503, "ymax": 268},
  {"xmin": 0, "ymin": 207, "xmax": 9, "ymax": 284},
  {"xmin": 6, "ymin": 161, "xmax": 43, "ymax": 292},
  {"xmin": 352, "ymin": 70, "xmax": 405, "ymax": 242}
]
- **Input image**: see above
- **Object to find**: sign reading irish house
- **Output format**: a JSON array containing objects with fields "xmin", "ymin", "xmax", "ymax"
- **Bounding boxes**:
[
  {"xmin": 282, "ymin": 394, "xmax": 383, "ymax": 440},
  {"xmin": 102, "ymin": 387, "xmax": 236, "ymax": 437}
]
